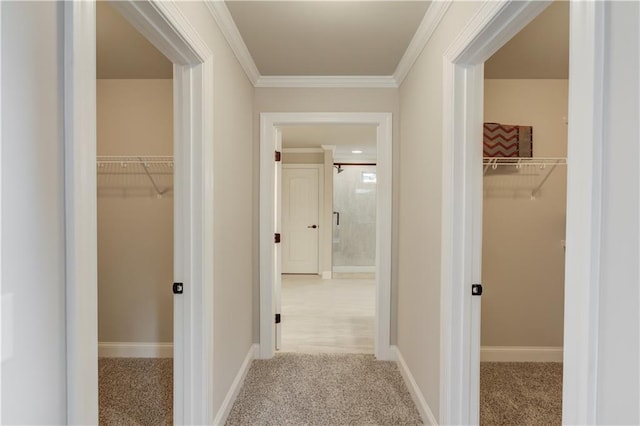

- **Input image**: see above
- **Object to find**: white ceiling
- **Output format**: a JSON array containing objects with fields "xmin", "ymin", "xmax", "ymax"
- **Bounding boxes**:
[
  {"xmin": 485, "ymin": 1, "xmax": 569, "ymax": 79},
  {"xmin": 96, "ymin": 1, "xmax": 172, "ymax": 79},
  {"xmin": 225, "ymin": 1, "xmax": 430, "ymax": 76},
  {"xmin": 281, "ymin": 125, "xmax": 377, "ymax": 162}
]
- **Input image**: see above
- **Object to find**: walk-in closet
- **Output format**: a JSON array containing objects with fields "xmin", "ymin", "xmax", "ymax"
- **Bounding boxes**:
[
  {"xmin": 479, "ymin": 2, "xmax": 568, "ymax": 424},
  {"xmin": 96, "ymin": 3, "xmax": 174, "ymax": 424}
]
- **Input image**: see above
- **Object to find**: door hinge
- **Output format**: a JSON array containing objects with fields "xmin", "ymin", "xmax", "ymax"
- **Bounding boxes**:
[
  {"xmin": 275, "ymin": 151, "xmax": 281, "ymax": 162},
  {"xmin": 471, "ymin": 284, "xmax": 483, "ymax": 296},
  {"xmin": 173, "ymin": 282, "xmax": 184, "ymax": 294},
  {"xmin": 275, "ymin": 313, "xmax": 281, "ymax": 324},
  {"xmin": 274, "ymin": 233, "xmax": 281, "ymax": 243}
]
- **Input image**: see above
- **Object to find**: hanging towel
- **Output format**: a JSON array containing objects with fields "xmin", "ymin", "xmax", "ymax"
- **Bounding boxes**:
[{"xmin": 483, "ymin": 123, "xmax": 533, "ymax": 157}]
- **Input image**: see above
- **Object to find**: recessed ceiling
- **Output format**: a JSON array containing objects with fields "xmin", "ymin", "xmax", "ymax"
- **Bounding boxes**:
[
  {"xmin": 282, "ymin": 125, "xmax": 377, "ymax": 162},
  {"xmin": 96, "ymin": 1, "xmax": 172, "ymax": 79},
  {"xmin": 485, "ymin": 1, "xmax": 569, "ymax": 79},
  {"xmin": 225, "ymin": 1, "xmax": 430, "ymax": 76}
]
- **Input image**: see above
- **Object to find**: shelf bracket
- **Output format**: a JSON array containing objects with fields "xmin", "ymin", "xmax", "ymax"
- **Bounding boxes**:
[
  {"xmin": 138, "ymin": 156, "xmax": 168, "ymax": 198},
  {"xmin": 531, "ymin": 159, "xmax": 562, "ymax": 200}
]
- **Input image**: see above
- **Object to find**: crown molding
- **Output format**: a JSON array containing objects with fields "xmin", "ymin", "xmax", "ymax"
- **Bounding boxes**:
[
  {"xmin": 393, "ymin": 0, "xmax": 453, "ymax": 86},
  {"xmin": 256, "ymin": 75, "xmax": 398, "ymax": 88},
  {"xmin": 204, "ymin": 0, "xmax": 260, "ymax": 85},
  {"xmin": 282, "ymin": 148, "xmax": 324, "ymax": 154},
  {"xmin": 206, "ymin": 0, "xmax": 452, "ymax": 89}
]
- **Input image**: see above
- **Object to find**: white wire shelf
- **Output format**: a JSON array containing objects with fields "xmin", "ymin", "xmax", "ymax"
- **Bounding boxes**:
[
  {"xmin": 483, "ymin": 157, "xmax": 567, "ymax": 200},
  {"xmin": 97, "ymin": 156, "xmax": 173, "ymax": 198}
]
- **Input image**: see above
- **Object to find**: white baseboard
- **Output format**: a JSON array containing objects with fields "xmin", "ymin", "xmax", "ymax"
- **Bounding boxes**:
[
  {"xmin": 322, "ymin": 270, "xmax": 333, "ymax": 279},
  {"xmin": 481, "ymin": 346, "xmax": 563, "ymax": 362},
  {"xmin": 391, "ymin": 346, "xmax": 438, "ymax": 425},
  {"xmin": 213, "ymin": 343, "xmax": 259, "ymax": 426},
  {"xmin": 332, "ymin": 266, "xmax": 376, "ymax": 273},
  {"xmin": 98, "ymin": 342, "xmax": 173, "ymax": 358}
]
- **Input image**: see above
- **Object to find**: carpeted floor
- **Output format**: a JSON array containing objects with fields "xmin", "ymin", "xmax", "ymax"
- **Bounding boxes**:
[
  {"xmin": 97, "ymin": 357, "xmax": 562, "ymax": 426},
  {"xmin": 480, "ymin": 362, "xmax": 563, "ymax": 426},
  {"xmin": 225, "ymin": 353, "xmax": 422, "ymax": 426},
  {"xmin": 99, "ymin": 357, "xmax": 172, "ymax": 425}
]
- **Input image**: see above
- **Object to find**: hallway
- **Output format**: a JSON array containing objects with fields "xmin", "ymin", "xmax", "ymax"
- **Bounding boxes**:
[{"xmin": 225, "ymin": 353, "xmax": 422, "ymax": 426}]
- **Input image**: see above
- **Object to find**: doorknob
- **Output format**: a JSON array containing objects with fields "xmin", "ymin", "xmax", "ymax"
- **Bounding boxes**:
[{"xmin": 307, "ymin": 225, "xmax": 318, "ymax": 229}]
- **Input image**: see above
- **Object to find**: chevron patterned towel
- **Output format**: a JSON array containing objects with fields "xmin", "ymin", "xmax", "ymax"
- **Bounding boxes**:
[{"xmin": 483, "ymin": 123, "xmax": 533, "ymax": 157}]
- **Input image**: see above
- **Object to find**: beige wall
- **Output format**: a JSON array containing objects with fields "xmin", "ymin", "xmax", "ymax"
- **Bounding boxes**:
[
  {"xmin": 482, "ymin": 79, "xmax": 568, "ymax": 347},
  {"xmin": 253, "ymin": 87, "xmax": 400, "ymax": 343},
  {"xmin": 174, "ymin": 1, "xmax": 255, "ymax": 416},
  {"xmin": 397, "ymin": 2, "xmax": 483, "ymax": 420},
  {"xmin": 97, "ymin": 79, "xmax": 174, "ymax": 344},
  {"xmin": 1, "ymin": 2, "xmax": 68, "ymax": 422}
]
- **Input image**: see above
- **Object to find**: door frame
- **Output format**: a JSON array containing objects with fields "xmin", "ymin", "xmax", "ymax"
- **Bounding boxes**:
[
  {"xmin": 440, "ymin": 1, "xmax": 603, "ymax": 425},
  {"xmin": 281, "ymin": 164, "xmax": 325, "ymax": 275},
  {"xmin": 259, "ymin": 112, "xmax": 393, "ymax": 360},
  {"xmin": 64, "ymin": 1, "xmax": 215, "ymax": 424}
]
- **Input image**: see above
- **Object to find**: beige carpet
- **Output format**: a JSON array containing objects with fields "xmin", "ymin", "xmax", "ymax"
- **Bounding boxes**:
[
  {"xmin": 226, "ymin": 353, "xmax": 422, "ymax": 426},
  {"xmin": 480, "ymin": 362, "xmax": 563, "ymax": 426},
  {"xmin": 99, "ymin": 357, "xmax": 172, "ymax": 425},
  {"xmin": 98, "ymin": 357, "xmax": 562, "ymax": 426}
]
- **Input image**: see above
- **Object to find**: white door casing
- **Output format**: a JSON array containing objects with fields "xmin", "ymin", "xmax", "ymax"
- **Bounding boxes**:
[
  {"xmin": 260, "ymin": 112, "xmax": 393, "ymax": 361},
  {"xmin": 65, "ymin": 1, "xmax": 214, "ymax": 424},
  {"xmin": 274, "ymin": 129, "xmax": 282, "ymax": 350},
  {"xmin": 282, "ymin": 166, "xmax": 320, "ymax": 274},
  {"xmin": 440, "ymin": 1, "xmax": 602, "ymax": 425}
]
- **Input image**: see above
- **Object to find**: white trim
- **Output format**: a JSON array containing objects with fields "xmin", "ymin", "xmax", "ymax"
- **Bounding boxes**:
[
  {"xmin": 562, "ymin": 2, "xmax": 605, "ymax": 424},
  {"xmin": 322, "ymin": 271, "xmax": 333, "ymax": 280},
  {"xmin": 212, "ymin": 344, "xmax": 259, "ymax": 426},
  {"xmin": 480, "ymin": 346, "xmax": 563, "ymax": 363},
  {"xmin": 394, "ymin": 0, "xmax": 453, "ymax": 86},
  {"xmin": 282, "ymin": 148, "xmax": 324, "ymax": 154},
  {"xmin": 332, "ymin": 266, "xmax": 376, "ymax": 274},
  {"xmin": 256, "ymin": 75, "xmax": 398, "ymax": 89},
  {"xmin": 204, "ymin": 0, "xmax": 259, "ymax": 85},
  {"xmin": 260, "ymin": 112, "xmax": 393, "ymax": 361},
  {"xmin": 439, "ymin": 2, "xmax": 553, "ymax": 425},
  {"xmin": 64, "ymin": 2, "xmax": 99, "ymax": 423},
  {"xmin": 66, "ymin": 1, "xmax": 215, "ymax": 424},
  {"xmin": 98, "ymin": 342, "xmax": 174, "ymax": 358},
  {"xmin": 392, "ymin": 346, "xmax": 438, "ymax": 426}
]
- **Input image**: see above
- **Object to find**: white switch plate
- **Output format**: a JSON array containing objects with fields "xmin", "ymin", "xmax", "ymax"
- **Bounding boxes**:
[{"xmin": 2, "ymin": 293, "xmax": 14, "ymax": 362}]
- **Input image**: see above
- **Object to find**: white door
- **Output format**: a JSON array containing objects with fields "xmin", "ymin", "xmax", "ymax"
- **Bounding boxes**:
[{"xmin": 282, "ymin": 167, "xmax": 320, "ymax": 273}]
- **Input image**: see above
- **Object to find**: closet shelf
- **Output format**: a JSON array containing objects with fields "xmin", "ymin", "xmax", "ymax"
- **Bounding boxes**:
[
  {"xmin": 97, "ymin": 156, "xmax": 173, "ymax": 198},
  {"xmin": 483, "ymin": 157, "xmax": 567, "ymax": 200}
]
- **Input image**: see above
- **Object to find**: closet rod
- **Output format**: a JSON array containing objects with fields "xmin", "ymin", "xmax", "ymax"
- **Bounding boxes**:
[
  {"xmin": 483, "ymin": 157, "xmax": 566, "ymax": 174},
  {"xmin": 97, "ymin": 155, "xmax": 173, "ymax": 165}
]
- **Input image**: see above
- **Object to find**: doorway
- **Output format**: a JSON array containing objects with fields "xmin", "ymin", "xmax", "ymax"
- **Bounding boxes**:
[
  {"xmin": 479, "ymin": 3, "xmax": 569, "ymax": 423},
  {"xmin": 95, "ymin": 2, "xmax": 174, "ymax": 422},
  {"xmin": 277, "ymin": 125, "xmax": 378, "ymax": 354},
  {"xmin": 440, "ymin": 2, "xmax": 603, "ymax": 424},
  {"xmin": 259, "ymin": 113, "xmax": 393, "ymax": 361},
  {"xmin": 65, "ymin": 1, "xmax": 214, "ymax": 423}
]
